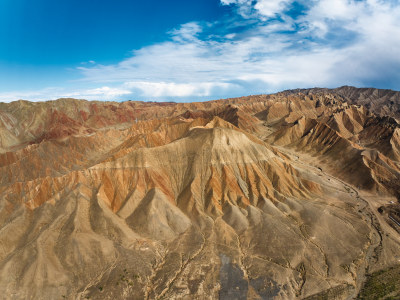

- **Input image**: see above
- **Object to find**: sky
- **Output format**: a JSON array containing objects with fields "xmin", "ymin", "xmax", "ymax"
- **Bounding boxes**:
[{"xmin": 1, "ymin": 0, "xmax": 400, "ymax": 102}]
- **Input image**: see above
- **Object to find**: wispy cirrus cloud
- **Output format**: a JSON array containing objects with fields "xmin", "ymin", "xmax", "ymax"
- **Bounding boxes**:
[{"xmin": 1, "ymin": 0, "xmax": 400, "ymax": 102}]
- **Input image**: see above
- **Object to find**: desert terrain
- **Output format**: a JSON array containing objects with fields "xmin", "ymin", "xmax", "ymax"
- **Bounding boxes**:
[{"xmin": 0, "ymin": 86, "xmax": 399, "ymax": 299}]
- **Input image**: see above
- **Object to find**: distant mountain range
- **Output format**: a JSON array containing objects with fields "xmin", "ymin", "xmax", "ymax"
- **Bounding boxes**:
[{"xmin": 284, "ymin": 86, "xmax": 400, "ymax": 120}]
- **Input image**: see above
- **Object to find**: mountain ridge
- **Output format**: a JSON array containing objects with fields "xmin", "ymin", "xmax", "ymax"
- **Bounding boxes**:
[{"xmin": 0, "ymin": 87, "xmax": 400, "ymax": 299}]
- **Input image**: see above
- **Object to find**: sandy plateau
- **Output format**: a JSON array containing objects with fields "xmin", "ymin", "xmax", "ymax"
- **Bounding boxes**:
[{"xmin": 0, "ymin": 87, "xmax": 399, "ymax": 299}]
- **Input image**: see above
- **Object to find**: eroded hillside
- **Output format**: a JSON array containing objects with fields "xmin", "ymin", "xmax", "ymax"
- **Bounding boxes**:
[{"xmin": 0, "ymin": 87, "xmax": 400, "ymax": 299}]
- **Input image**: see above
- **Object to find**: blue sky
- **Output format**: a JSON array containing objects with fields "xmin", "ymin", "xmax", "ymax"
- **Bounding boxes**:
[{"xmin": 1, "ymin": 0, "xmax": 400, "ymax": 102}]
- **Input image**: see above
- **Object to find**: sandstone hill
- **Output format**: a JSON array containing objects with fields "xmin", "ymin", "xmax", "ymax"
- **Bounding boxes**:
[{"xmin": 0, "ymin": 87, "xmax": 400, "ymax": 299}]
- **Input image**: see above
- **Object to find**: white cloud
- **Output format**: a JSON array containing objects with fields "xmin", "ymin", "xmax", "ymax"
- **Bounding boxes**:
[
  {"xmin": 220, "ymin": 0, "xmax": 240, "ymax": 4},
  {"xmin": 301, "ymin": 0, "xmax": 400, "ymax": 87},
  {"xmin": 170, "ymin": 22, "xmax": 203, "ymax": 42},
  {"xmin": 0, "ymin": 86, "xmax": 132, "ymax": 102},
  {"xmin": 124, "ymin": 81, "xmax": 235, "ymax": 98},
  {"xmin": 77, "ymin": 86, "xmax": 132, "ymax": 99},
  {"xmin": 308, "ymin": 0, "xmax": 361, "ymax": 20},
  {"xmin": 221, "ymin": 0, "xmax": 293, "ymax": 18},
  {"xmin": 254, "ymin": 0, "xmax": 292, "ymax": 17}
]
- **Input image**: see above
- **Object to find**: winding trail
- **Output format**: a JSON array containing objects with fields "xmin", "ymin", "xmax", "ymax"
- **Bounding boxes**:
[{"xmin": 274, "ymin": 145, "xmax": 384, "ymax": 299}]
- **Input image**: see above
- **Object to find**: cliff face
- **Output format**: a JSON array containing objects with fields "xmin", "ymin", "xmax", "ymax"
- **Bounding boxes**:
[{"xmin": 0, "ymin": 88, "xmax": 400, "ymax": 299}]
